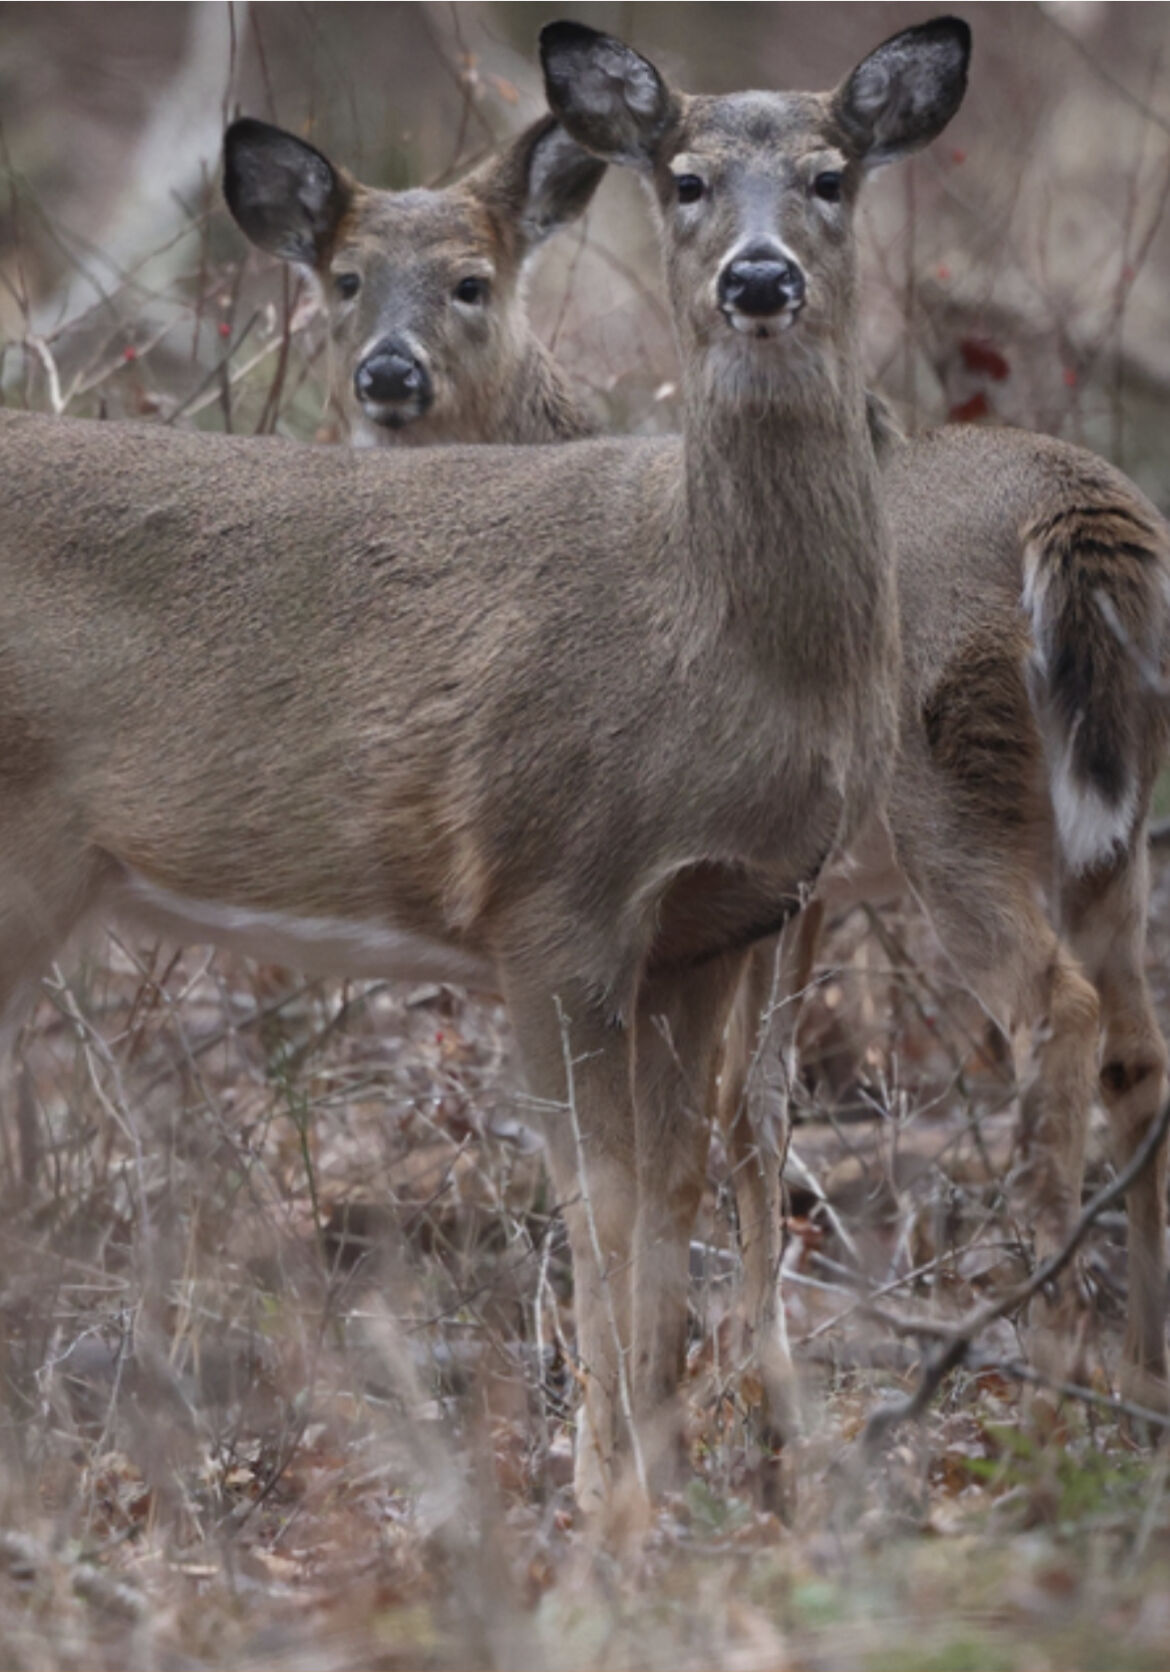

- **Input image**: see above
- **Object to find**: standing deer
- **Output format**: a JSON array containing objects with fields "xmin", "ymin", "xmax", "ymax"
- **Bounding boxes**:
[
  {"xmin": 226, "ymin": 33, "xmax": 1170, "ymax": 1462},
  {"xmin": 0, "ymin": 15, "xmax": 976, "ymax": 1510},
  {"xmin": 539, "ymin": 15, "xmax": 1170, "ymax": 1461}
]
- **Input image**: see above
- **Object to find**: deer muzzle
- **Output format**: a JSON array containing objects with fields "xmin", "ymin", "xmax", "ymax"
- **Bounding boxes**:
[
  {"xmin": 353, "ymin": 338, "xmax": 434, "ymax": 426},
  {"xmin": 717, "ymin": 245, "xmax": 806, "ymax": 332}
]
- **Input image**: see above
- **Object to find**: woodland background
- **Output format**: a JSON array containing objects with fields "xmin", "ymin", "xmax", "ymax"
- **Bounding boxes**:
[{"xmin": 2, "ymin": 4, "xmax": 1170, "ymax": 1667}]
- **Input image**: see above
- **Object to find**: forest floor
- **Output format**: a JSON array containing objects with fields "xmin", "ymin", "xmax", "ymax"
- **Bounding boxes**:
[{"xmin": 0, "ymin": 841, "xmax": 1169, "ymax": 1669}]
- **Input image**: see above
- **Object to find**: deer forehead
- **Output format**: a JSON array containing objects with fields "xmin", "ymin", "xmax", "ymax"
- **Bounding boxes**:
[
  {"xmin": 672, "ymin": 89, "xmax": 838, "ymax": 166},
  {"xmin": 334, "ymin": 186, "xmax": 501, "ymax": 273}
]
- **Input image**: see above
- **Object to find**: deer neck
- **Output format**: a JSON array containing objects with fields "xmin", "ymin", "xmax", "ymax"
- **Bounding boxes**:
[
  {"xmin": 497, "ymin": 336, "xmax": 599, "ymax": 444},
  {"xmin": 679, "ymin": 339, "xmax": 894, "ymax": 683}
]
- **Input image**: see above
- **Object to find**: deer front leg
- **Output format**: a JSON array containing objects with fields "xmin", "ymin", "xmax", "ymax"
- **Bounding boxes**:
[
  {"xmin": 542, "ymin": 1118, "xmax": 637, "ymax": 1514},
  {"xmin": 720, "ymin": 914, "xmax": 822, "ymax": 1455},
  {"xmin": 630, "ymin": 951, "xmax": 747, "ymax": 1491},
  {"xmin": 501, "ymin": 971, "xmax": 638, "ymax": 1518}
]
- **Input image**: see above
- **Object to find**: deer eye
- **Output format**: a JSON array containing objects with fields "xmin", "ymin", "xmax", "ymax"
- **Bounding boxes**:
[
  {"xmin": 453, "ymin": 276, "xmax": 490, "ymax": 306},
  {"xmin": 812, "ymin": 171, "xmax": 843, "ymax": 204},
  {"xmin": 675, "ymin": 175, "xmax": 705, "ymax": 205},
  {"xmin": 334, "ymin": 272, "xmax": 361, "ymax": 300}
]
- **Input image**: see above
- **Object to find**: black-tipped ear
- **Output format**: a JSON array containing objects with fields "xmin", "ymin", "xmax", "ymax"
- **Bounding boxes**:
[
  {"xmin": 470, "ymin": 116, "xmax": 606, "ymax": 253},
  {"xmin": 539, "ymin": 21, "xmax": 675, "ymax": 169},
  {"xmin": 834, "ymin": 16, "xmax": 970, "ymax": 170},
  {"xmin": 223, "ymin": 118, "xmax": 351, "ymax": 266}
]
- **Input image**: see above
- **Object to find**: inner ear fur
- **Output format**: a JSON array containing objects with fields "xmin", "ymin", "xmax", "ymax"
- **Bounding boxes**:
[
  {"xmin": 468, "ymin": 115, "xmax": 607, "ymax": 253},
  {"xmin": 223, "ymin": 117, "xmax": 353, "ymax": 267},
  {"xmin": 539, "ymin": 21, "xmax": 678, "ymax": 168},
  {"xmin": 833, "ymin": 15, "xmax": 971, "ymax": 169}
]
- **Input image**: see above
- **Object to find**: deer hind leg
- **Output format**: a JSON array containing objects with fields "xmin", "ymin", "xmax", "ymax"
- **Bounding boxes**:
[
  {"xmin": 1014, "ymin": 941, "xmax": 1102, "ymax": 1378},
  {"xmin": 910, "ymin": 631, "xmax": 1105, "ymax": 1380},
  {"xmin": 499, "ymin": 970, "xmax": 637, "ymax": 1519},
  {"xmin": 0, "ymin": 824, "xmax": 108, "ymax": 1213},
  {"xmin": 630, "ymin": 951, "xmax": 747, "ymax": 1490},
  {"xmin": 1062, "ymin": 845, "xmax": 1169, "ymax": 1408},
  {"xmin": 719, "ymin": 910, "xmax": 823, "ymax": 1452},
  {"xmin": 0, "ymin": 814, "xmax": 108, "ymax": 1046},
  {"xmin": 905, "ymin": 830, "xmax": 1100, "ymax": 1382}
]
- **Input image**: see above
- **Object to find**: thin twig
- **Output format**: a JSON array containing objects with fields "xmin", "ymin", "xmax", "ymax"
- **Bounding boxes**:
[
  {"xmin": 859, "ymin": 1092, "xmax": 1170, "ymax": 1458},
  {"xmin": 25, "ymin": 337, "xmax": 64, "ymax": 415},
  {"xmin": 994, "ymin": 1356, "xmax": 1170, "ymax": 1433},
  {"xmin": 1037, "ymin": 8, "xmax": 1170, "ymax": 140}
]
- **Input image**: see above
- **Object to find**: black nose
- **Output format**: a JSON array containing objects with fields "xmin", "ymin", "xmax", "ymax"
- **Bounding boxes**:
[
  {"xmin": 718, "ymin": 248, "xmax": 806, "ymax": 319},
  {"xmin": 353, "ymin": 342, "xmax": 433, "ymax": 411}
]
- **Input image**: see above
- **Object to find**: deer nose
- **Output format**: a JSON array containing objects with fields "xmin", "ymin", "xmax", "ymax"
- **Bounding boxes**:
[
  {"xmin": 718, "ymin": 248, "xmax": 806, "ymax": 319},
  {"xmin": 353, "ymin": 342, "xmax": 433, "ymax": 412}
]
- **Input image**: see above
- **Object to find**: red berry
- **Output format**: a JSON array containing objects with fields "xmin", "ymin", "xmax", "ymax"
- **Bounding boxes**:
[
  {"xmin": 122, "ymin": 345, "xmax": 137, "ymax": 362},
  {"xmin": 959, "ymin": 337, "xmax": 1010, "ymax": 381},
  {"xmin": 1063, "ymin": 366, "xmax": 1078, "ymax": 388},
  {"xmin": 218, "ymin": 321, "xmax": 231, "ymax": 339},
  {"xmin": 948, "ymin": 391, "xmax": 989, "ymax": 423},
  {"xmin": 951, "ymin": 148, "xmax": 966, "ymax": 165}
]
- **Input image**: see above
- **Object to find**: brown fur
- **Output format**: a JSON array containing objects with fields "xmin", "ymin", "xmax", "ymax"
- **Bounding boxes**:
[
  {"xmin": 271, "ymin": 51, "xmax": 1170, "ymax": 1462},
  {"xmin": 0, "ymin": 18, "xmax": 974, "ymax": 1516},
  {"xmin": 724, "ymin": 427, "xmax": 1170, "ymax": 1435}
]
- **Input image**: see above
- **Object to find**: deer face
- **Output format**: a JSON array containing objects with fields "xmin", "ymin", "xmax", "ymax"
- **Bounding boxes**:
[
  {"xmin": 653, "ymin": 93, "xmax": 857, "ymax": 360},
  {"xmin": 323, "ymin": 184, "xmax": 505, "ymax": 436},
  {"xmin": 541, "ymin": 18, "xmax": 969, "ymax": 395},
  {"xmin": 224, "ymin": 117, "xmax": 604, "ymax": 442}
]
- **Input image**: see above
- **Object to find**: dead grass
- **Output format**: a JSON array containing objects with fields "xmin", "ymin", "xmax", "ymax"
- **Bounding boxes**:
[
  {"xmin": 3, "ymin": 10, "xmax": 1170, "ymax": 1663},
  {"xmin": 0, "ymin": 867, "xmax": 1167, "ymax": 1669}
]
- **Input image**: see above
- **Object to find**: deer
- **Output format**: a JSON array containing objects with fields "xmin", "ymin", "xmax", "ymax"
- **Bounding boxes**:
[
  {"xmin": 230, "ymin": 38, "xmax": 1170, "ymax": 1448},
  {"xmin": 0, "ymin": 15, "xmax": 980, "ymax": 1512},
  {"xmin": 222, "ymin": 112, "xmax": 604, "ymax": 447}
]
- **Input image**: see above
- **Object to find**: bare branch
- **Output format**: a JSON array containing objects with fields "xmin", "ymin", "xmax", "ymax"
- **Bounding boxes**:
[{"xmin": 858, "ymin": 1092, "xmax": 1170, "ymax": 1459}]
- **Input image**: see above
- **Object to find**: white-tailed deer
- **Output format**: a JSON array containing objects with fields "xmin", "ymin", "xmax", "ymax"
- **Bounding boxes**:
[
  {"xmin": 223, "ymin": 113, "xmax": 603, "ymax": 446},
  {"xmin": 0, "ymin": 17, "xmax": 974, "ymax": 1509},
  {"xmin": 543, "ymin": 19, "xmax": 1170, "ymax": 1457},
  {"xmin": 242, "ymin": 43, "xmax": 1170, "ymax": 1442}
]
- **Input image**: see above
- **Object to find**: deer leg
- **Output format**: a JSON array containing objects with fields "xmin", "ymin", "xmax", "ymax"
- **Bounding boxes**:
[
  {"xmin": 1014, "ymin": 941, "xmax": 1102, "ymax": 1376},
  {"xmin": 0, "ymin": 829, "xmax": 109, "ymax": 1214},
  {"xmin": 0, "ymin": 823, "xmax": 107, "ymax": 1044},
  {"xmin": 499, "ymin": 971, "xmax": 637, "ymax": 1517},
  {"xmin": 904, "ymin": 829, "xmax": 1100, "ymax": 1385},
  {"xmin": 630, "ymin": 951, "xmax": 747, "ymax": 1490},
  {"xmin": 720, "ymin": 910, "xmax": 822, "ymax": 1451},
  {"xmin": 1062, "ymin": 845, "xmax": 1169, "ymax": 1408}
]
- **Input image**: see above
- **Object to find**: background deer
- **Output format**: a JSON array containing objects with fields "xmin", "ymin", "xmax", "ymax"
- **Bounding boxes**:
[
  {"xmin": 0, "ymin": 16, "xmax": 979, "ymax": 1511},
  {"xmin": 226, "ymin": 36, "xmax": 1170, "ymax": 1456},
  {"xmin": 224, "ymin": 113, "xmax": 603, "ymax": 447}
]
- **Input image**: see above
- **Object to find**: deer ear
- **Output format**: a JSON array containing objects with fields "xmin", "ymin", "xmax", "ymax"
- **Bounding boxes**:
[
  {"xmin": 470, "ymin": 116, "xmax": 606, "ymax": 253},
  {"xmin": 833, "ymin": 16, "xmax": 970, "ymax": 170},
  {"xmin": 540, "ymin": 21, "xmax": 676, "ymax": 169},
  {"xmin": 223, "ymin": 118, "xmax": 351, "ymax": 266}
]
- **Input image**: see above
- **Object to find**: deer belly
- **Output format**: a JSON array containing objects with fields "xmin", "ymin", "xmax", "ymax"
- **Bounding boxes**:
[{"xmin": 109, "ymin": 867, "xmax": 495, "ymax": 988}]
